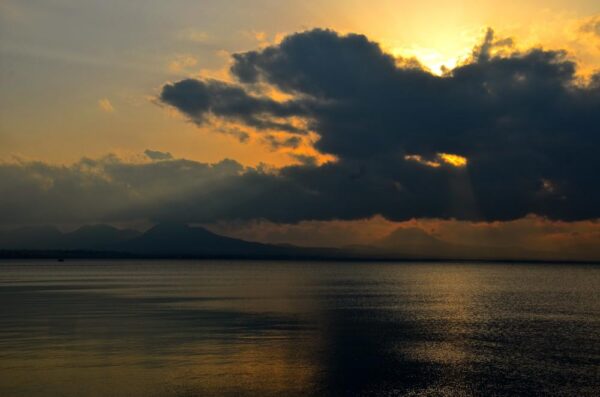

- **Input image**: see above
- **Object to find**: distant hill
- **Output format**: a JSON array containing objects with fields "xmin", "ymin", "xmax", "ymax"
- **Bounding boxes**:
[
  {"xmin": 366, "ymin": 226, "xmax": 551, "ymax": 261},
  {"xmin": 0, "ymin": 225, "xmax": 140, "ymax": 250},
  {"xmin": 62, "ymin": 225, "xmax": 141, "ymax": 249},
  {"xmin": 110, "ymin": 223, "xmax": 293, "ymax": 257},
  {"xmin": 0, "ymin": 226, "xmax": 63, "ymax": 250}
]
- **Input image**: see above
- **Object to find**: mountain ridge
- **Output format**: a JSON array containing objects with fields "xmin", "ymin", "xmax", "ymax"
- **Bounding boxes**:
[{"xmin": 1, "ymin": 223, "xmax": 597, "ymax": 262}]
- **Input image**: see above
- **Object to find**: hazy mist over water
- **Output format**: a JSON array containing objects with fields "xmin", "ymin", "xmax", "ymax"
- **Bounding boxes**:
[{"xmin": 1, "ymin": 261, "xmax": 599, "ymax": 396}]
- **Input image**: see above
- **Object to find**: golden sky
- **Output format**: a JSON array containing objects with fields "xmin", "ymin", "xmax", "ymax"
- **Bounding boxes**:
[{"xmin": 1, "ymin": 0, "xmax": 598, "ymax": 166}]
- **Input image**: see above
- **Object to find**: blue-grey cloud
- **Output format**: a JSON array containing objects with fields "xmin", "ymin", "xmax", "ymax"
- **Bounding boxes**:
[
  {"xmin": 0, "ymin": 156, "xmax": 245, "ymax": 224},
  {"xmin": 144, "ymin": 149, "xmax": 173, "ymax": 161}
]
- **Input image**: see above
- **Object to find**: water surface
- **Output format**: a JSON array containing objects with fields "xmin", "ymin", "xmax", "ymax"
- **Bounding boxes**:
[{"xmin": 1, "ymin": 260, "xmax": 599, "ymax": 396}]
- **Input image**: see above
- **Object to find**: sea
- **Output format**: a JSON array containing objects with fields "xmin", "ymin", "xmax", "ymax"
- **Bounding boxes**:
[{"xmin": 1, "ymin": 260, "xmax": 599, "ymax": 396}]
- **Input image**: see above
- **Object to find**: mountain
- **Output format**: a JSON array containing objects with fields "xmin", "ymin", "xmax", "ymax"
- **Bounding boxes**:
[
  {"xmin": 0, "ymin": 225, "xmax": 140, "ymax": 250},
  {"xmin": 61, "ymin": 225, "xmax": 141, "ymax": 250},
  {"xmin": 109, "ymin": 223, "xmax": 296, "ymax": 257},
  {"xmin": 0, "ymin": 223, "xmax": 335, "ymax": 258},
  {"xmin": 376, "ymin": 227, "xmax": 444, "ymax": 248},
  {"xmin": 0, "ymin": 226, "xmax": 63, "ymax": 250},
  {"xmin": 368, "ymin": 226, "xmax": 550, "ymax": 260}
]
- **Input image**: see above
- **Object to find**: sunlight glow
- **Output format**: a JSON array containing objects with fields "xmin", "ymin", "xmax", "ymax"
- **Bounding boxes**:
[
  {"xmin": 405, "ymin": 153, "xmax": 468, "ymax": 168},
  {"xmin": 391, "ymin": 47, "xmax": 466, "ymax": 75},
  {"xmin": 404, "ymin": 154, "xmax": 441, "ymax": 168},
  {"xmin": 439, "ymin": 153, "xmax": 468, "ymax": 167}
]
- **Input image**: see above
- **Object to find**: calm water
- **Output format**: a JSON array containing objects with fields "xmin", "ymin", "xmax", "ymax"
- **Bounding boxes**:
[{"xmin": 0, "ymin": 261, "xmax": 599, "ymax": 396}]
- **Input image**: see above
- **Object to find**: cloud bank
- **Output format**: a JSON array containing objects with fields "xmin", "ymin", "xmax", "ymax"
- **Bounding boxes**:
[
  {"xmin": 159, "ymin": 28, "xmax": 600, "ymax": 222},
  {"xmin": 2, "ymin": 28, "xmax": 599, "ymax": 226}
]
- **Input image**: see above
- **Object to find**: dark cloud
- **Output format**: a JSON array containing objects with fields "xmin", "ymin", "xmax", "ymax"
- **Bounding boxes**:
[
  {"xmin": 160, "ymin": 78, "xmax": 308, "ymax": 133},
  {"xmin": 155, "ymin": 28, "xmax": 600, "ymax": 222},
  {"xmin": 2, "ymin": 28, "xmax": 599, "ymax": 226},
  {"xmin": 144, "ymin": 149, "xmax": 173, "ymax": 161}
]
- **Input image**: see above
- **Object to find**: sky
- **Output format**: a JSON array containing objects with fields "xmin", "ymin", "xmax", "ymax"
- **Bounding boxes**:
[{"xmin": 1, "ymin": 0, "xmax": 599, "ymax": 260}]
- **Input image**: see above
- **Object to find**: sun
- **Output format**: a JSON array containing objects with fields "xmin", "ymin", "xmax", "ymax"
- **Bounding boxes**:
[{"xmin": 385, "ymin": 29, "xmax": 483, "ymax": 75}]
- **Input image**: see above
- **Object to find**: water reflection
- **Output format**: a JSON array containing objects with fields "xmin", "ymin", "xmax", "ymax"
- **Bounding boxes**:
[{"xmin": 1, "ymin": 261, "xmax": 599, "ymax": 396}]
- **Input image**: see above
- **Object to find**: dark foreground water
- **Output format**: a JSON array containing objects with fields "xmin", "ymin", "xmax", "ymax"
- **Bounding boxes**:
[{"xmin": 0, "ymin": 261, "xmax": 599, "ymax": 396}]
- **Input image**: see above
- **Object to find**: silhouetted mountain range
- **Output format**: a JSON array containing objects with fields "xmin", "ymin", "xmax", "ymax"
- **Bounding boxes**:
[
  {"xmin": 0, "ymin": 223, "xmax": 594, "ymax": 262},
  {"xmin": 0, "ymin": 223, "xmax": 335, "ymax": 259},
  {"xmin": 110, "ymin": 223, "xmax": 295, "ymax": 257}
]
